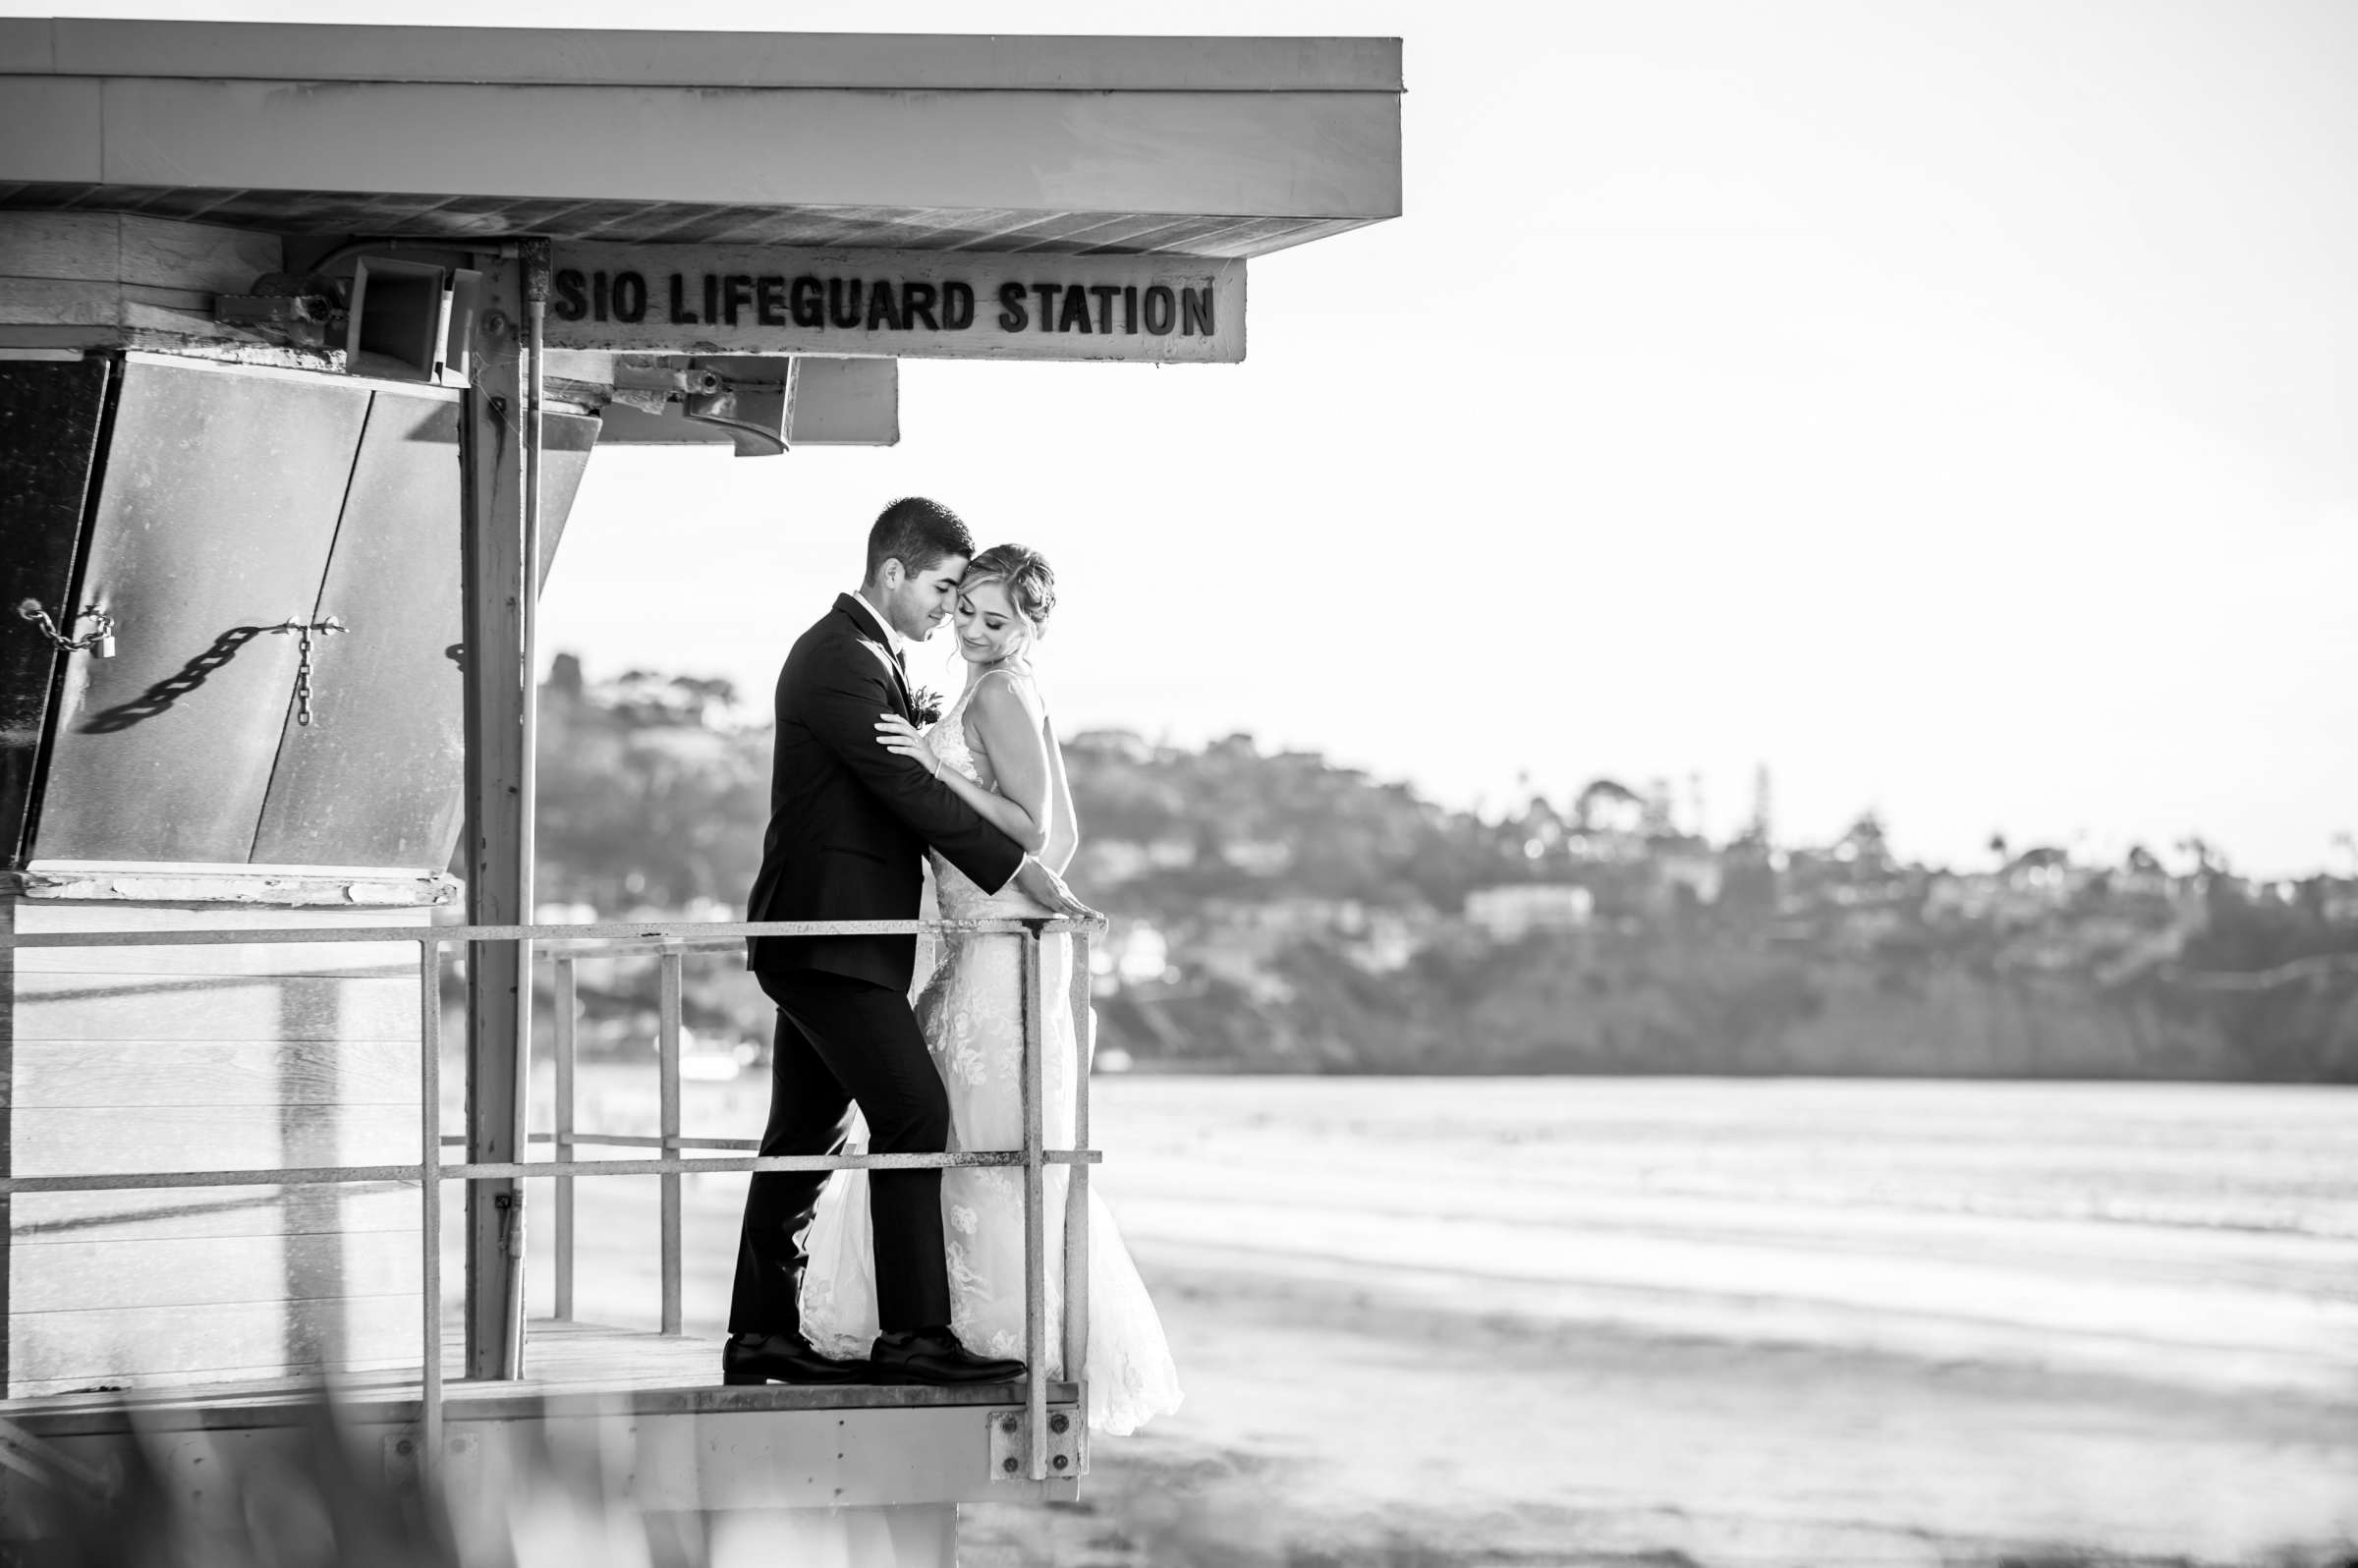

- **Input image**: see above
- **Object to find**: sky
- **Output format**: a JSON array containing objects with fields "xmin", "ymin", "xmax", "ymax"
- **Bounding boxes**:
[{"xmin": 26, "ymin": 0, "xmax": 2358, "ymax": 875}]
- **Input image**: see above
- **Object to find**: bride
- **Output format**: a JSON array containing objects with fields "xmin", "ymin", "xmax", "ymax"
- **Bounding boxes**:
[{"xmin": 796, "ymin": 543, "xmax": 1183, "ymax": 1435}]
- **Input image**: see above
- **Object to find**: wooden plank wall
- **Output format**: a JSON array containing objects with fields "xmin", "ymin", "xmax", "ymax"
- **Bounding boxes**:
[
  {"xmin": 0, "ymin": 210, "xmax": 280, "ymax": 339},
  {"xmin": 4, "ymin": 896, "xmax": 425, "ymax": 1397}
]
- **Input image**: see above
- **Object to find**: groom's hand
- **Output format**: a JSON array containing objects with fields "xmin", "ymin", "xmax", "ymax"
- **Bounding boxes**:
[{"xmin": 1013, "ymin": 856, "xmax": 1099, "ymax": 924}]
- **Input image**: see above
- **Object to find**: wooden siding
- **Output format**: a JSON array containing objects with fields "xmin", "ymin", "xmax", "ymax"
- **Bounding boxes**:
[
  {"xmin": 0, "ymin": 208, "xmax": 277, "ymax": 338},
  {"xmin": 4, "ymin": 897, "xmax": 427, "ymax": 1397}
]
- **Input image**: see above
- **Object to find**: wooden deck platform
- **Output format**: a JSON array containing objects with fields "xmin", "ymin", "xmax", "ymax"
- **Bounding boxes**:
[{"xmin": 0, "ymin": 1318, "xmax": 1078, "ymax": 1437}]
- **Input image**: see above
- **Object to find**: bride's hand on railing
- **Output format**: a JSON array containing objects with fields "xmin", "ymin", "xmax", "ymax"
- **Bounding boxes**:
[{"xmin": 1014, "ymin": 856, "xmax": 1099, "ymax": 924}]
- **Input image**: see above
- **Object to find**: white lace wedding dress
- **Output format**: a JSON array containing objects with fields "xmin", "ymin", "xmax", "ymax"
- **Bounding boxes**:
[{"xmin": 798, "ymin": 677, "xmax": 1183, "ymax": 1434}]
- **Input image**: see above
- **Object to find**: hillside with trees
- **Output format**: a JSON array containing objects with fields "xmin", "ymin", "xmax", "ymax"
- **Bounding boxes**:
[{"xmin": 530, "ymin": 658, "xmax": 2358, "ymax": 1081}]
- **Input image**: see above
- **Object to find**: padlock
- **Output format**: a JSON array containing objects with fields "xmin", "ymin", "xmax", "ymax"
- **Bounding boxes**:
[{"xmin": 92, "ymin": 633, "xmax": 115, "ymax": 659}]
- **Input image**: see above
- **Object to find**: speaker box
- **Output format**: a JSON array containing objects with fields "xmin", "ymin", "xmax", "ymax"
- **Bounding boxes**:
[{"xmin": 346, "ymin": 257, "xmax": 447, "ymax": 382}]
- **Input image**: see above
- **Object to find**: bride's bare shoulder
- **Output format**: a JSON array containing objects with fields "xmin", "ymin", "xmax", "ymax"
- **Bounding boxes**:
[{"xmin": 970, "ymin": 665, "xmax": 1047, "ymax": 720}]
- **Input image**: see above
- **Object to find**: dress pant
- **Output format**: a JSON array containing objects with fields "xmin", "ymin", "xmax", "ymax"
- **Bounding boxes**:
[{"xmin": 728, "ymin": 969, "xmax": 954, "ymax": 1339}]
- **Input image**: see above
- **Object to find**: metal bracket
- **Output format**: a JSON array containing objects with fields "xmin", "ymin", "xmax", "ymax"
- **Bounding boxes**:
[
  {"xmin": 493, "ymin": 1189, "xmax": 526, "ymax": 1260},
  {"xmin": 611, "ymin": 357, "xmax": 722, "ymax": 396},
  {"xmin": 265, "ymin": 615, "xmax": 347, "ymax": 725},
  {"xmin": 380, "ymin": 1428, "xmax": 479, "ymax": 1485},
  {"xmin": 985, "ymin": 1405, "xmax": 1087, "ymax": 1482}
]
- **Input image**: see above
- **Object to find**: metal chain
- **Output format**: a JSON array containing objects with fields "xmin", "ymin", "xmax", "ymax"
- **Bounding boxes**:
[
  {"xmin": 270, "ymin": 616, "xmax": 347, "ymax": 726},
  {"xmin": 16, "ymin": 601, "xmax": 346, "ymax": 719},
  {"xmin": 16, "ymin": 598, "xmax": 115, "ymax": 654},
  {"xmin": 295, "ymin": 623, "xmax": 317, "ymax": 725}
]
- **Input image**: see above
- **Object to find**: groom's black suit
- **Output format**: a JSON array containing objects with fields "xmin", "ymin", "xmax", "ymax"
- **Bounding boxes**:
[{"xmin": 731, "ymin": 593, "xmax": 1025, "ymax": 1339}]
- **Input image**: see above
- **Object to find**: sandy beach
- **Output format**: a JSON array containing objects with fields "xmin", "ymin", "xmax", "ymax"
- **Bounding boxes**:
[{"xmin": 527, "ymin": 1070, "xmax": 2358, "ymax": 1567}]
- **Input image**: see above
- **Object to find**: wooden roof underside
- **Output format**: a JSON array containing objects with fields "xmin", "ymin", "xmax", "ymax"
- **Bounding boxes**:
[
  {"xmin": 0, "ymin": 22, "xmax": 1400, "ymax": 261},
  {"xmin": 0, "ymin": 183, "xmax": 1373, "ymax": 258}
]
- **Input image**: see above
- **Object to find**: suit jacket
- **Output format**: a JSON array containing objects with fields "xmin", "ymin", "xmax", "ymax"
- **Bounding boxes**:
[{"xmin": 746, "ymin": 594, "xmax": 1024, "ymax": 990}]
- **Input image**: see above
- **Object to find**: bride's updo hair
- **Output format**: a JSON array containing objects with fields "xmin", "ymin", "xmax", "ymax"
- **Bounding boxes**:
[{"xmin": 961, "ymin": 544, "xmax": 1056, "ymax": 637}]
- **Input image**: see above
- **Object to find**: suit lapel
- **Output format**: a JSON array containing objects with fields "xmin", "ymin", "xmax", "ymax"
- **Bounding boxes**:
[
  {"xmin": 834, "ymin": 595, "xmax": 914, "ymax": 716},
  {"xmin": 876, "ymin": 644, "xmax": 914, "ymax": 718}
]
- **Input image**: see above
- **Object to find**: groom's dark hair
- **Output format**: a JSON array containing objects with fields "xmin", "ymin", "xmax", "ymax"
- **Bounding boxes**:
[{"xmin": 866, "ymin": 497, "xmax": 975, "ymax": 583}]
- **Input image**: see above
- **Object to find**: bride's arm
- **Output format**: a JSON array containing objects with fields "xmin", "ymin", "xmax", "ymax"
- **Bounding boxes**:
[
  {"xmin": 963, "ymin": 672, "xmax": 1054, "ymax": 856},
  {"xmin": 873, "ymin": 710, "xmax": 1048, "ymax": 853},
  {"xmin": 873, "ymin": 671, "xmax": 1054, "ymax": 854}
]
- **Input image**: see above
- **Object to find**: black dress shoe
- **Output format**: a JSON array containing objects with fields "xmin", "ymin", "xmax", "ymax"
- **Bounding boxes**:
[
  {"xmin": 870, "ymin": 1328, "xmax": 1026, "ymax": 1385},
  {"xmin": 721, "ymin": 1331, "xmax": 871, "ymax": 1385}
]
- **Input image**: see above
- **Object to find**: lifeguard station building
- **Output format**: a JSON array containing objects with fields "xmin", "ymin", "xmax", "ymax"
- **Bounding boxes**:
[{"xmin": 0, "ymin": 17, "xmax": 1400, "ymax": 1563}]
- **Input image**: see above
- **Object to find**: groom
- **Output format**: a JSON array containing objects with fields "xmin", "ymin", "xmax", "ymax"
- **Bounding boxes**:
[{"xmin": 726, "ymin": 496, "xmax": 1091, "ymax": 1386}]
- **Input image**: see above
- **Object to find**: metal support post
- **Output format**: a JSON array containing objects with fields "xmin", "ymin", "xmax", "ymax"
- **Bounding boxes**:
[
  {"xmin": 1, "ymin": 891, "xmax": 14, "ymax": 1397},
  {"xmin": 418, "ymin": 940, "xmax": 444, "ymax": 1453},
  {"xmin": 1020, "ymin": 929, "xmax": 1048, "ymax": 1482},
  {"xmin": 552, "ymin": 954, "xmax": 577, "ymax": 1322},
  {"xmin": 1062, "ymin": 931, "xmax": 1092, "ymax": 1416},
  {"xmin": 459, "ymin": 251, "xmax": 532, "ymax": 1380},
  {"xmin": 657, "ymin": 941, "xmax": 684, "ymax": 1335}
]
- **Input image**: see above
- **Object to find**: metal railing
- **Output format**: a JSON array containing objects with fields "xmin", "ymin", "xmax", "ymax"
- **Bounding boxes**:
[{"xmin": 0, "ymin": 917, "xmax": 1099, "ymax": 1484}]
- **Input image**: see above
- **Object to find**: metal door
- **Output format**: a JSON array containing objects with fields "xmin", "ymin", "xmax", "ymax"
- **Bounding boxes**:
[
  {"xmin": 250, "ymin": 405, "xmax": 596, "ymax": 869},
  {"xmin": 34, "ymin": 358, "xmax": 369, "ymax": 864},
  {"xmin": 249, "ymin": 390, "xmax": 466, "ymax": 868}
]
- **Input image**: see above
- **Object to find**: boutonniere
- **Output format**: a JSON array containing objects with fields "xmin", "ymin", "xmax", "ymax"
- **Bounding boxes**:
[{"xmin": 910, "ymin": 686, "xmax": 945, "ymax": 726}]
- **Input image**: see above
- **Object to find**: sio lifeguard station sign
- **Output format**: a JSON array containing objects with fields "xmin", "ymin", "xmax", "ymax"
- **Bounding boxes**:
[{"xmin": 548, "ymin": 243, "xmax": 1244, "ymax": 363}]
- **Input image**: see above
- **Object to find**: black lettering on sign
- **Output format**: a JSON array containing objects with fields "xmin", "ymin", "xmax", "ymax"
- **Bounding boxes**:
[
  {"xmin": 1123, "ymin": 286, "xmax": 1138, "ymax": 335},
  {"xmin": 828, "ymin": 279, "xmax": 863, "ymax": 329},
  {"xmin": 1183, "ymin": 287, "xmax": 1214, "ymax": 337},
  {"xmin": 1031, "ymin": 284, "xmax": 1059, "ymax": 332},
  {"xmin": 611, "ymin": 271, "xmax": 647, "ymax": 324},
  {"xmin": 722, "ymin": 274, "xmax": 755, "ymax": 327},
  {"xmin": 702, "ymin": 274, "xmax": 720, "ymax": 326},
  {"xmin": 552, "ymin": 269, "xmax": 588, "ymax": 321},
  {"xmin": 901, "ymin": 281, "xmax": 940, "ymax": 331},
  {"xmin": 669, "ymin": 273, "xmax": 697, "ymax": 324},
  {"xmin": 867, "ymin": 280, "xmax": 903, "ymax": 331},
  {"xmin": 591, "ymin": 270, "xmax": 609, "ymax": 323},
  {"xmin": 756, "ymin": 275, "xmax": 786, "ymax": 327},
  {"xmin": 943, "ymin": 280, "xmax": 976, "ymax": 330},
  {"xmin": 1143, "ymin": 286, "xmax": 1175, "ymax": 335},
  {"xmin": 1056, "ymin": 287, "xmax": 1094, "ymax": 334},
  {"xmin": 791, "ymin": 275, "xmax": 823, "ymax": 328},
  {"xmin": 1089, "ymin": 285, "xmax": 1119, "ymax": 335},
  {"xmin": 997, "ymin": 282, "xmax": 1029, "ymax": 332}
]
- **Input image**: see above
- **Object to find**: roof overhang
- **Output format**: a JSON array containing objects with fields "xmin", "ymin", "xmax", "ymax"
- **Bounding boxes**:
[{"xmin": 0, "ymin": 19, "xmax": 1402, "ymax": 257}]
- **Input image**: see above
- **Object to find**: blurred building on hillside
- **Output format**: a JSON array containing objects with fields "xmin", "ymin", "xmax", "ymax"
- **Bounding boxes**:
[{"xmin": 1465, "ymin": 883, "xmax": 1594, "ymax": 940}]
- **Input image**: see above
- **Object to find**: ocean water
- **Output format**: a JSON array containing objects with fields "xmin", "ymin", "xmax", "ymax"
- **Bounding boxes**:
[
  {"xmin": 1089, "ymin": 1076, "xmax": 2358, "ymax": 1392},
  {"xmin": 535, "ymin": 1071, "xmax": 2358, "ymax": 1563}
]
